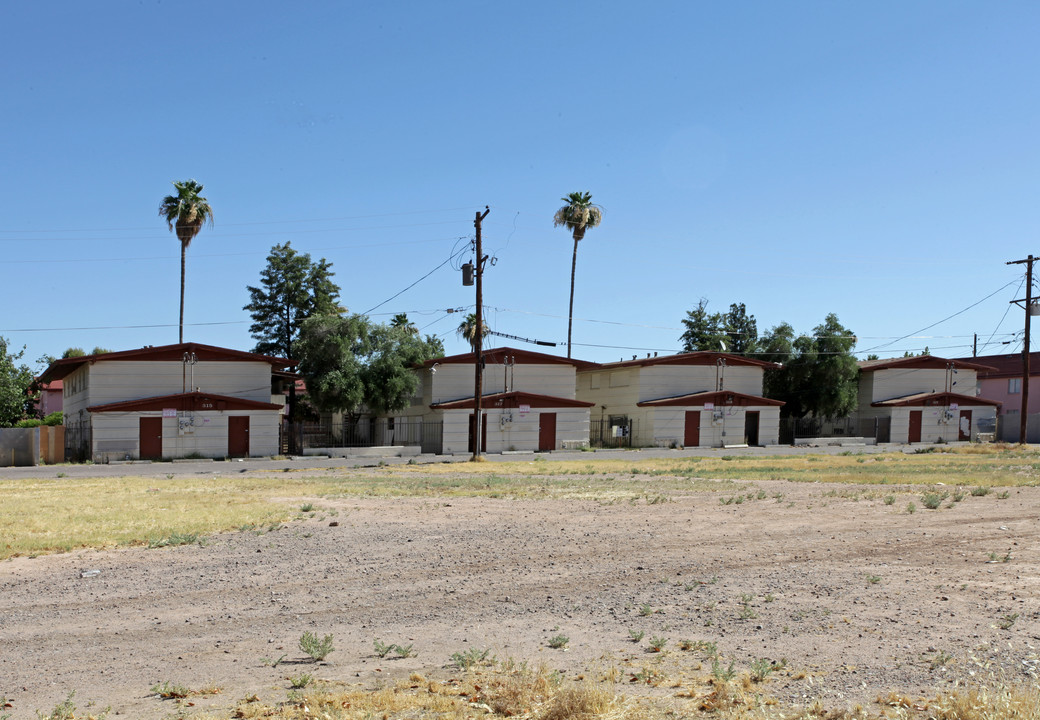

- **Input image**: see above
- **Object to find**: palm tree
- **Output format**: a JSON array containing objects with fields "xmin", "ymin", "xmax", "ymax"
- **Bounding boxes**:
[
  {"xmin": 159, "ymin": 180, "xmax": 213, "ymax": 343},
  {"xmin": 456, "ymin": 312, "xmax": 488, "ymax": 353},
  {"xmin": 553, "ymin": 191, "xmax": 602, "ymax": 358}
]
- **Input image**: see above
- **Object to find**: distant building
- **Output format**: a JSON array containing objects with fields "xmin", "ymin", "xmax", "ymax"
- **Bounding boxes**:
[
  {"xmin": 38, "ymin": 343, "xmax": 295, "ymax": 462},
  {"xmin": 857, "ymin": 356, "xmax": 999, "ymax": 443}
]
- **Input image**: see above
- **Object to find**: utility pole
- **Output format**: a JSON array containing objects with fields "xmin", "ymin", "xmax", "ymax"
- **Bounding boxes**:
[
  {"xmin": 1007, "ymin": 254, "xmax": 1037, "ymax": 443},
  {"xmin": 472, "ymin": 206, "xmax": 490, "ymax": 461}
]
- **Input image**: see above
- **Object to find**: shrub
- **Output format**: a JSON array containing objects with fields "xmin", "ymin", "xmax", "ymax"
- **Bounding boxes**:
[
  {"xmin": 299, "ymin": 631, "xmax": 335, "ymax": 662},
  {"xmin": 43, "ymin": 411, "xmax": 63, "ymax": 425}
]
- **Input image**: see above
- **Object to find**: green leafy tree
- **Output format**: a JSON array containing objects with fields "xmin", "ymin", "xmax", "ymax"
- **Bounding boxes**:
[
  {"xmin": 758, "ymin": 322, "xmax": 795, "ymax": 399},
  {"xmin": 553, "ymin": 191, "xmax": 603, "ymax": 358},
  {"xmin": 456, "ymin": 312, "xmax": 489, "ymax": 353},
  {"xmin": 297, "ymin": 314, "xmax": 442, "ymax": 424},
  {"xmin": 159, "ymin": 179, "xmax": 213, "ymax": 344},
  {"xmin": 244, "ymin": 242, "xmax": 341, "ymax": 359},
  {"xmin": 62, "ymin": 347, "xmax": 86, "ymax": 358},
  {"xmin": 766, "ymin": 314, "xmax": 858, "ymax": 418},
  {"xmin": 680, "ymin": 301, "xmax": 758, "ymax": 354},
  {"xmin": 0, "ymin": 337, "xmax": 36, "ymax": 426}
]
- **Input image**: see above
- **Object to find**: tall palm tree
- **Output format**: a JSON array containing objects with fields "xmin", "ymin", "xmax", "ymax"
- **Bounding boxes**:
[
  {"xmin": 553, "ymin": 191, "xmax": 602, "ymax": 358},
  {"xmin": 456, "ymin": 312, "xmax": 488, "ymax": 353},
  {"xmin": 159, "ymin": 179, "xmax": 213, "ymax": 343}
]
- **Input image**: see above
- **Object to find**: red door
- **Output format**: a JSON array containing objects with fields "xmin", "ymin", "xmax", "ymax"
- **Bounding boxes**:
[
  {"xmin": 959, "ymin": 409, "xmax": 972, "ymax": 441},
  {"xmin": 139, "ymin": 417, "xmax": 162, "ymax": 459},
  {"xmin": 538, "ymin": 413, "xmax": 557, "ymax": 452},
  {"xmin": 684, "ymin": 411, "xmax": 700, "ymax": 447},
  {"xmin": 908, "ymin": 411, "xmax": 922, "ymax": 443},
  {"xmin": 228, "ymin": 416, "xmax": 250, "ymax": 457},
  {"xmin": 468, "ymin": 413, "xmax": 488, "ymax": 453}
]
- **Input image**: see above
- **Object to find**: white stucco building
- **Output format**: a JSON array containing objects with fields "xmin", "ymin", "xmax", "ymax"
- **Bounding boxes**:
[
  {"xmin": 576, "ymin": 352, "xmax": 783, "ymax": 447},
  {"xmin": 39, "ymin": 343, "xmax": 294, "ymax": 462},
  {"xmin": 856, "ymin": 356, "xmax": 1000, "ymax": 443}
]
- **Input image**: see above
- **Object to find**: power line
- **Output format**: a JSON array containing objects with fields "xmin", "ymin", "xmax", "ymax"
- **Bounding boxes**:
[
  {"xmin": 0, "ymin": 320, "xmax": 246, "ymax": 333},
  {"xmin": 858, "ymin": 280, "xmax": 1020, "ymax": 355}
]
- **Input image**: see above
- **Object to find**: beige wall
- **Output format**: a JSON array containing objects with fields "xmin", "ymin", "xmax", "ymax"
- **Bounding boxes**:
[
  {"xmin": 645, "ymin": 405, "xmax": 781, "ymax": 447},
  {"xmin": 90, "ymin": 410, "xmax": 280, "ymax": 462},
  {"xmin": 867, "ymin": 368, "xmax": 978, "ymax": 403},
  {"xmin": 439, "ymin": 407, "xmax": 589, "ymax": 454},
  {"xmin": 64, "ymin": 360, "xmax": 275, "ymax": 424},
  {"xmin": 888, "ymin": 404, "xmax": 996, "ymax": 444},
  {"xmin": 427, "ymin": 362, "xmax": 578, "ymax": 404}
]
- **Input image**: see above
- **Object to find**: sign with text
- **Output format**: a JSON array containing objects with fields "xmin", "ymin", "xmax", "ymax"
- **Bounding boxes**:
[{"xmin": 162, "ymin": 408, "xmax": 177, "ymax": 418}]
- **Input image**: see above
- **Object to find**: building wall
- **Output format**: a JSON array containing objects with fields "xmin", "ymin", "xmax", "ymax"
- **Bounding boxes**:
[
  {"xmin": 977, "ymin": 377, "xmax": 1040, "ymax": 416},
  {"xmin": 428, "ymin": 362, "xmax": 578, "ymax": 404},
  {"xmin": 439, "ymin": 407, "xmax": 589, "ymax": 454},
  {"xmin": 868, "ymin": 368, "xmax": 978, "ymax": 402},
  {"xmin": 646, "ymin": 405, "xmax": 781, "ymax": 447},
  {"xmin": 886, "ymin": 404, "xmax": 997, "ymax": 444},
  {"xmin": 90, "ymin": 410, "xmax": 280, "ymax": 462},
  {"xmin": 636, "ymin": 365, "xmax": 762, "ymax": 401}
]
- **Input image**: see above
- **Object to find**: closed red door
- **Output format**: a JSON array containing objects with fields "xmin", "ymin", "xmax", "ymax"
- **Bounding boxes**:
[
  {"xmin": 139, "ymin": 417, "xmax": 162, "ymax": 459},
  {"xmin": 468, "ymin": 413, "xmax": 487, "ymax": 453},
  {"xmin": 684, "ymin": 411, "xmax": 700, "ymax": 447},
  {"xmin": 228, "ymin": 416, "xmax": 250, "ymax": 457},
  {"xmin": 959, "ymin": 410, "xmax": 972, "ymax": 441},
  {"xmin": 538, "ymin": 412, "xmax": 557, "ymax": 452},
  {"xmin": 908, "ymin": 411, "xmax": 922, "ymax": 443}
]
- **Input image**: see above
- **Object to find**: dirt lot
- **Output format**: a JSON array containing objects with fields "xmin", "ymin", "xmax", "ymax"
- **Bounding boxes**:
[{"xmin": 1, "ymin": 470, "xmax": 1038, "ymax": 718}]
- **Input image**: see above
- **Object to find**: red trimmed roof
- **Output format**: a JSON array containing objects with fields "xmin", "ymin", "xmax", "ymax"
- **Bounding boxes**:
[
  {"xmin": 88, "ymin": 391, "xmax": 283, "ymax": 414},
  {"xmin": 858, "ymin": 356, "xmax": 995, "ymax": 373},
  {"xmin": 422, "ymin": 347, "xmax": 597, "ymax": 369},
  {"xmin": 637, "ymin": 390, "xmax": 784, "ymax": 407},
  {"xmin": 597, "ymin": 352, "xmax": 778, "ymax": 370},
  {"xmin": 40, "ymin": 343, "xmax": 295, "ymax": 382},
  {"xmin": 430, "ymin": 391, "xmax": 594, "ymax": 410},
  {"xmin": 871, "ymin": 391, "xmax": 1001, "ymax": 408},
  {"xmin": 952, "ymin": 353, "xmax": 1040, "ymax": 379}
]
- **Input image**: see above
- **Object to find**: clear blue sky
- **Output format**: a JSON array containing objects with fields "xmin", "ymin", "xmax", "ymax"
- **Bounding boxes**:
[{"xmin": 3, "ymin": 1, "xmax": 1039, "ymax": 368}]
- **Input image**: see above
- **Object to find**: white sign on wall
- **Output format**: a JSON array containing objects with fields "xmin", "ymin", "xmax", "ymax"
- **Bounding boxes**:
[
  {"xmin": 162, "ymin": 408, "xmax": 177, "ymax": 418},
  {"xmin": 519, "ymin": 404, "xmax": 530, "ymax": 416}
]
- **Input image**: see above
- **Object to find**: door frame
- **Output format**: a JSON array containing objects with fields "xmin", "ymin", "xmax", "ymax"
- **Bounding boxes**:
[{"xmin": 908, "ymin": 410, "xmax": 923, "ymax": 443}]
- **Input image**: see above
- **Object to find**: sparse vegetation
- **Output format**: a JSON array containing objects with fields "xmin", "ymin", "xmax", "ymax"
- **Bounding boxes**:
[
  {"xmin": 628, "ymin": 629, "xmax": 645, "ymax": 643},
  {"xmin": 647, "ymin": 635, "xmax": 668, "ymax": 652},
  {"xmin": 299, "ymin": 631, "xmax": 335, "ymax": 662},
  {"xmin": 450, "ymin": 647, "xmax": 493, "ymax": 670},
  {"xmin": 547, "ymin": 634, "xmax": 569, "ymax": 649}
]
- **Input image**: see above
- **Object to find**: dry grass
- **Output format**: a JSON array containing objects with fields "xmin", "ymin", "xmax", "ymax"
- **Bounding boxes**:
[
  {"xmin": 0, "ymin": 474, "xmax": 346, "ymax": 559},
  {"xmin": 3, "ymin": 445, "xmax": 1038, "ymax": 560}
]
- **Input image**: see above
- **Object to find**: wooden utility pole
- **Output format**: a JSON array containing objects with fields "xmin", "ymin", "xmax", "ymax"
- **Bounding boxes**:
[
  {"xmin": 1007, "ymin": 254, "xmax": 1037, "ymax": 443},
  {"xmin": 472, "ymin": 207, "xmax": 490, "ymax": 461}
]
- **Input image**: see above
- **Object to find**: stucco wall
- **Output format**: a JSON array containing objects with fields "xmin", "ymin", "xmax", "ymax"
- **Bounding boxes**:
[
  {"xmin": 90, "ymin": 410, "xmax": 280, "ymax": 462},
  {"xmin": 439, "ymin": 407, "xmax": 589, "ymax": 454}
]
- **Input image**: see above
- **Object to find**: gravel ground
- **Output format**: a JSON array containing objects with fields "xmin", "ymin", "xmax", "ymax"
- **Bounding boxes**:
[{"xmin": 1, "ymin": 470, "xmax": 1038, "ymax": 718}]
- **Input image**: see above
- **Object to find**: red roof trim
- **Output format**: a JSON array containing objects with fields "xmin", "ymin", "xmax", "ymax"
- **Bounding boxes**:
[
  {"xmin": 431, "ymin": 391, "xmax": 594, "ymax": 410},
  {"xmin": 858, "ymin": 356, "xmax": 995, "ymax": 373},
  {"xmin": 597, "ymin": 352, "xmax": 778, "ymax": 370},
  {"xmin": 871, "ymin": 391, "xmax": 1001, "ymax": 408},
  {"xmin": 637, "ymin": 390, "xmax": 784, "ymax": 407},
  {"xmin": 40, "ymin": 343, "xmax": 295, "ymax": 383},
  {"xmin": 88, "ymin": 391, "xmax": 282, "ymax": 414},
  {"xmin": 422, "ymin": 347, "xmax": 597, "ymax": 369}
]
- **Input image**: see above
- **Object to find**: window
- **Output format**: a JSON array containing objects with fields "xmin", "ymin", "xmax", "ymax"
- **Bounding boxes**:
[{"xmin": 1009, "ymin": 378, "xmax": 1022, "ymax": 394}]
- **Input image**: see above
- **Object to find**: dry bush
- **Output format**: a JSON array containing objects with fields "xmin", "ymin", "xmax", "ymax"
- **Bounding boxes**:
[{"xmin": 926, "ymin": 682, "xmax": 1040, "ymax": 719}]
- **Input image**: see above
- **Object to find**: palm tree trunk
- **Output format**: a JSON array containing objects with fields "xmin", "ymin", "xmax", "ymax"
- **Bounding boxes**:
[
  {"xmin": 179, "ymin": 242, "xmax": 186, "ymax": 343},
  {"xmin": 567, "ymin": 235, "xmax": 579, "ymax": 358}
]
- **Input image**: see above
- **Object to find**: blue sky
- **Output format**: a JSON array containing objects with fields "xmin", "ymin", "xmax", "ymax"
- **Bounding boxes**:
[{"xmin": 3, "ymin": 1, "xmax": 1039, "ymax": 368}]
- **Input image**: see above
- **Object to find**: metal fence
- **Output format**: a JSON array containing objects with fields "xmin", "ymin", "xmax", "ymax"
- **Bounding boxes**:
[
  {"xmin": 779, "ymin": 416, "xmax": 891, "ymax": 445},
  {"xmin": 291, "ymin": 418, "xmax": 442, "ymax": 454},
  {"xmin": 589, "ymin": 417, "xmax": 639, "ymax": 448},
  {"xmin": 64, "ymin": 424, "xmax": 92, "ymax": 463}
]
